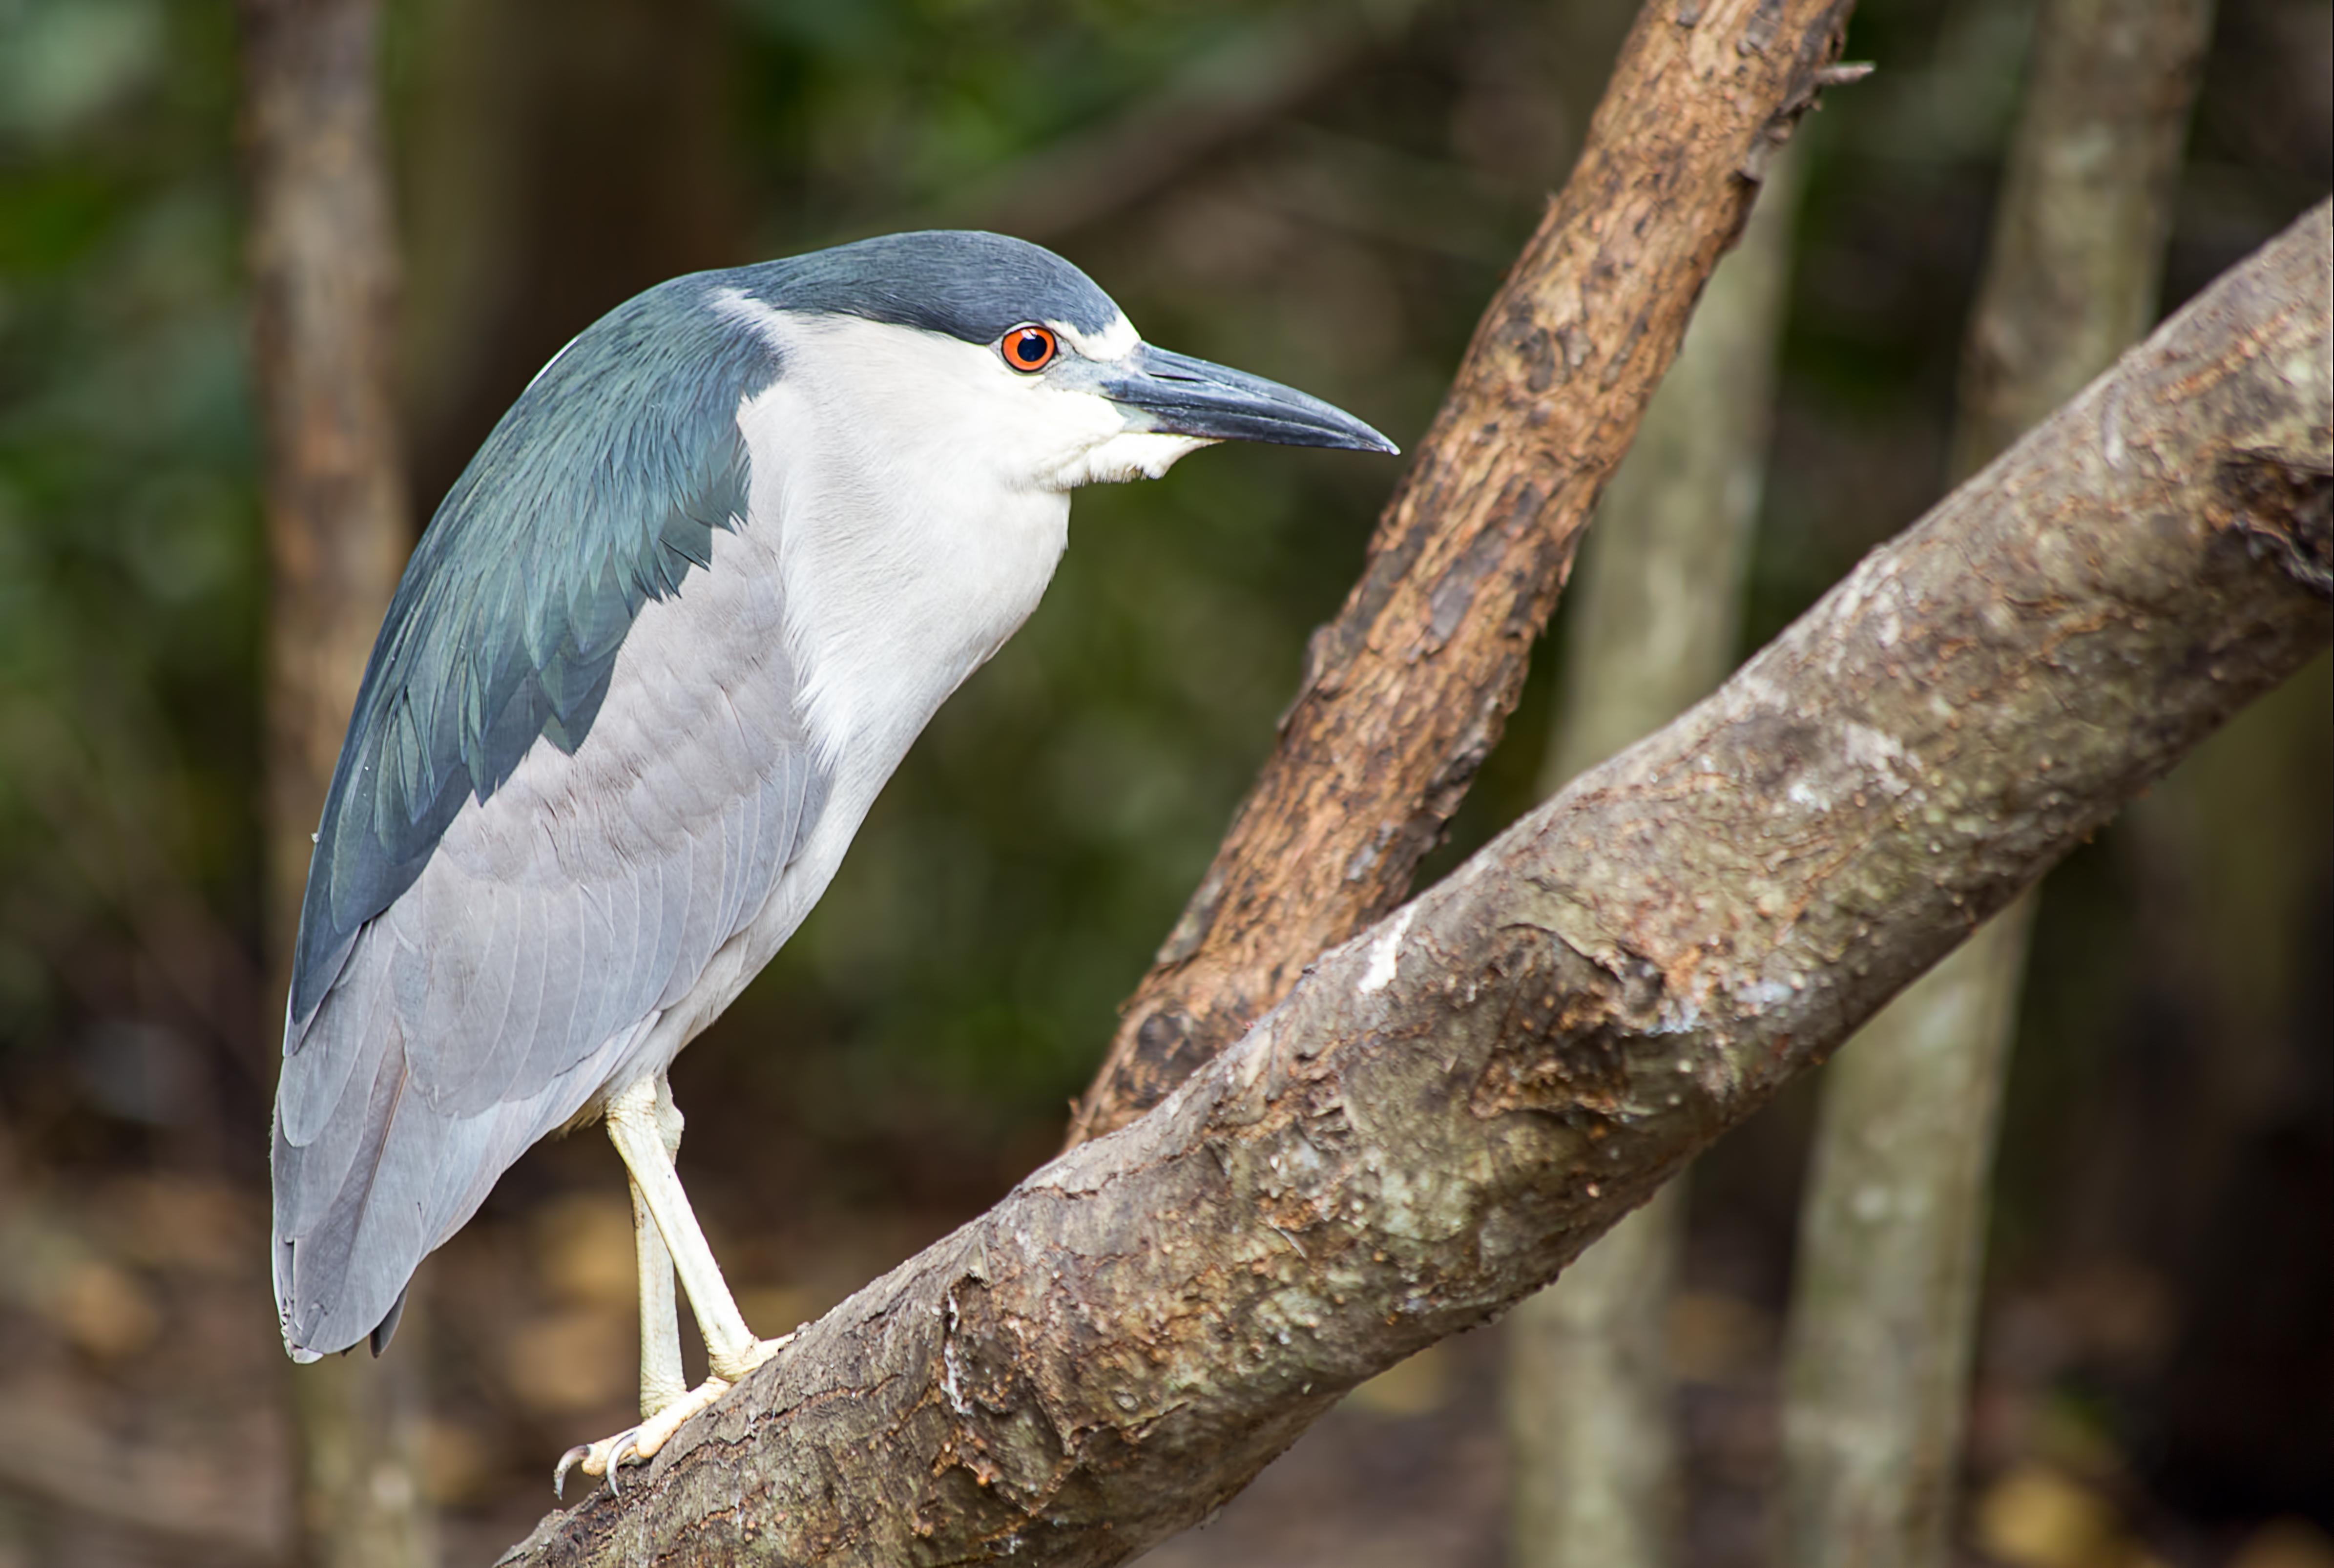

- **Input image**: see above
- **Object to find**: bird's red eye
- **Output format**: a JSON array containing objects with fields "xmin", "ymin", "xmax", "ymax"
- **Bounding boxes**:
[{"xmin": 1000, "ymin": 324, "xmax": 1058, "ymax": 373}]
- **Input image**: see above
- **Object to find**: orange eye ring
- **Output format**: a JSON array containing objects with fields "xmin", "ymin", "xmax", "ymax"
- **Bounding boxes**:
[{"xmin": 1000, "ymin": 324, "xmax": 1058, "ymax": 373}]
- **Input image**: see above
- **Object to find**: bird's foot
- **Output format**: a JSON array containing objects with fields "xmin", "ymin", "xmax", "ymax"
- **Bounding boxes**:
[{"xmin": 552, "ymin": 1332, "xmax": 794, "ymax": 1499}]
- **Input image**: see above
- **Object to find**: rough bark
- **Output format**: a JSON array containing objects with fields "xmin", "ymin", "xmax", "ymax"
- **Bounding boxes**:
[
  {"xmin": 1505, "ymin": 140, "xmax": 1806, "ymax": 1568},
  {"xmin": 500, "ymin": 203, "xmax": 2333, "ymax": 1568},
  {"xmin": 1779, "ymin": 0, "xmax": 2216, "ymax": 1554},
  {"xmin": 238, "ymin": 3, "xmax": 425, "ymax": 1566},
  {"xmin": 1062, "ymin": 0, "xmax": 1864, "ymax": 1147}
]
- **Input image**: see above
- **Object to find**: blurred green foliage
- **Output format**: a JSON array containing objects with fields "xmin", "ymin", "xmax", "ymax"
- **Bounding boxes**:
[
  {"xmin": 0, "ymin": 0, "xmax": 261, "ymax": 1156},
  {"xmin": 0, "ymin": 0, "xmax": 2322, "ymax": 1231},
  {"xmin": 0, "ymin": 0, "xmax": 2323, "ymax": 1547}
]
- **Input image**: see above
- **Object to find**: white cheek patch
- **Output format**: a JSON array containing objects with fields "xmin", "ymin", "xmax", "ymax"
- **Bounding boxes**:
[{"xmin": 1063, "ymin": 430, "xmax": 1218, "ymax": 486}]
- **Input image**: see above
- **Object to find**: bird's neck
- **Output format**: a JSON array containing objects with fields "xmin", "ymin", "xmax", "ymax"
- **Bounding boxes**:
[{"xmin": 738, "ymin": 376, "xmax": 1072, "ymax": 786}]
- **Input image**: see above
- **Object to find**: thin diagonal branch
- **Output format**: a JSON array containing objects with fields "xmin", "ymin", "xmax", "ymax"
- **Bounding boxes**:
[{"xmin": 1063, "ymin": 0, "xmax": 1863, "ymax": 1145}]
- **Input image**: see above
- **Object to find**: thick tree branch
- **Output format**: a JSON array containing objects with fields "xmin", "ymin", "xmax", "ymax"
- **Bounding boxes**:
[
  {"xmin": 502, "ymin": 204, "xmax": 2332, "ymax": 1568},
  {"xmin": 1063, "ymin": 0, "xmax": 1860, "ymax": 1144}
]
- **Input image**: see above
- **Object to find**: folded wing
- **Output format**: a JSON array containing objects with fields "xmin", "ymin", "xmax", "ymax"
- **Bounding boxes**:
[{"xmin": 270, "ymin": 279, "xmax": 821, "ymax": 1357}]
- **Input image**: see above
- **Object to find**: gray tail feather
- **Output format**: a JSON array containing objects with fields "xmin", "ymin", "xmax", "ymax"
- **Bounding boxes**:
[
  {"xmin": 275, "ymin": 1006, "xmax": 554, "ymax": 1359},
  {"xmin": 274, "ymin": 1031, "xmax": 404, "ymax": 1357},
  {"xmin": 369, "ymin": 1284, "xmax": 410, "ymax": 1356}
]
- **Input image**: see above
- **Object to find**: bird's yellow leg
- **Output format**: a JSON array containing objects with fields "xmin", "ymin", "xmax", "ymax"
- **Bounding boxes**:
[
  {"xmin": 631, "ymin": 1169, "xmax": 688, "ymax": 1416},
  {"xmin": 606, "ymin": 1071, "xmax": 792, "ymax": 1380},
  {"xmin": 554, "ymin": 1073, "xmax": 792, "ymax": 1497}
]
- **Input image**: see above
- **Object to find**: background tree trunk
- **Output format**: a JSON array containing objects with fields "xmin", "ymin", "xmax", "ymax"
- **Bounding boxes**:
[
  {"xmin": 1777, "ymin": 0, "xmax": 2216, "ymax": 1556},
  {"xmin": 237, "ymin": 1, "xmax": 428, "ymax": 1564},
  {"xmin": 1503, "ymin": 143, "xmax": 1805, "ymax": 1568}
]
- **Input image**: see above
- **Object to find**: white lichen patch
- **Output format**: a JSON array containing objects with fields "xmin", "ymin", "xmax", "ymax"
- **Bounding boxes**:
[
  {"xmin": 1359, "ymin": 905, "xmax": 1418, "ymax": 996},
  {"xmin": 1366, "ymin": 1143, "xmax": 1498, "ymax": 1245},
  {"xmin": 941, "ymin": 1286, "xmax": 972, "ymax": 1417},
  {"xmin": 1840, "ymin": 722, "xmax": 1918, "ymax": 797},
  {"xmin": 1252, "ymin": 1284, "xmax": 1334, "ymax": 1337}
]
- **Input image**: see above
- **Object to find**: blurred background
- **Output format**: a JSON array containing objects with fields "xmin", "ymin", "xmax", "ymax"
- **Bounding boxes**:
[{"xmin": 0, "ymin": 0, "xmax": 2325, "ymax": 1563}]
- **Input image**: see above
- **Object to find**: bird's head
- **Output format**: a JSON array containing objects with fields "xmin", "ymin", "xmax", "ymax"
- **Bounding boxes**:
[{"xmin": 725, "ymin": 230, "xmax": 1398, "ymax": 493}]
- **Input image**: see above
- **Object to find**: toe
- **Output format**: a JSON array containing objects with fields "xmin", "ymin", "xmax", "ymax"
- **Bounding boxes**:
[{"xmin": 551, "ymin": 1373, "xmax": 747, "ymax": 1498}]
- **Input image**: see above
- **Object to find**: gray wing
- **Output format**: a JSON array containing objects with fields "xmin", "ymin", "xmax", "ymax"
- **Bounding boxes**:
[{"xmin": 272, "ymin": 563, "xmax": 828, "ymax": 1358}]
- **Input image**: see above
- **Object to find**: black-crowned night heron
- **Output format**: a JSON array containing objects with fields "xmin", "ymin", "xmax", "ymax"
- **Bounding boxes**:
[{"xmin": 270, "ymin": 230, "xmax": 1395, "ymax": 1491}]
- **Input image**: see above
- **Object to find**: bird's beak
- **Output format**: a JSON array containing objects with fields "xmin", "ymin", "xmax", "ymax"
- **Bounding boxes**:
[{"xmin": 1099, "ymin": 345, "xmax": 1399, "ymax": 455}]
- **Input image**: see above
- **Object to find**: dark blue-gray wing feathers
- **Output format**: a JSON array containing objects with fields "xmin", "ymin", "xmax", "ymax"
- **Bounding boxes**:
[{"xmin": 290, "ymin": 281, "xmax": 774, "ymax": 1023}]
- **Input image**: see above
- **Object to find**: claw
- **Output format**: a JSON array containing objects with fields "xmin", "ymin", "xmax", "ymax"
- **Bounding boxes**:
[
  {"xmin": 549, "ymin": 1368, "xmax": 765, "ymax": 1500},
  {"xmin": 604, "ymin": 1429, "xmax": 644, "ymax": 1487},
  {"xmin": 553, "ymin": 1444, "xmax": 588, "ymax": 1501},
  {"xmin": 552, "ymin": 1426, "xmax": 643, "ymax": 1500}
]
